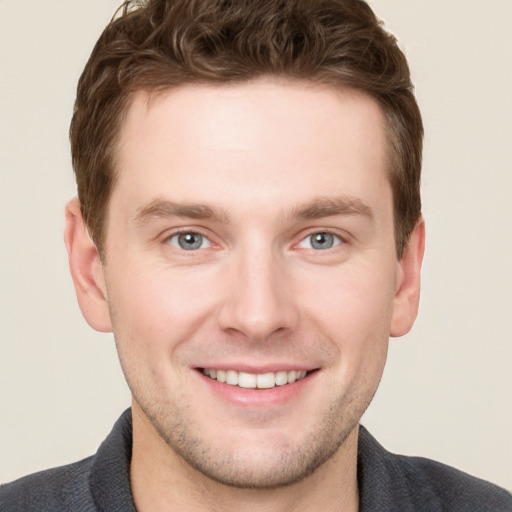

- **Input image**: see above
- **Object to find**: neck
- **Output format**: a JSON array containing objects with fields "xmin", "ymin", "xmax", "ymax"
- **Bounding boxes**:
[{"xmin": 130, "ymin": 402, "xmax": 359, "ymax": 512}]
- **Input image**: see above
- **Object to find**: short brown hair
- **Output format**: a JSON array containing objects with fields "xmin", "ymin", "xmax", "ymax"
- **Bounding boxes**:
[{"xmin": 70, "ymin": 0, "xmax": 423, "ymax": 258}]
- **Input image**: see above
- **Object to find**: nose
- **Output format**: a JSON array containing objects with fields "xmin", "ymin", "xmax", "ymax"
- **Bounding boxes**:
[{"xmin": 217, "ymin": 245, "xmax": 300, "ymax": 342}]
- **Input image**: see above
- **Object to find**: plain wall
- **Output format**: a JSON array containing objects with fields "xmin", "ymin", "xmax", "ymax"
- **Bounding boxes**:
[{"xmin": 1, "ymin": 0, "xmax": 511, "ymax": 489}]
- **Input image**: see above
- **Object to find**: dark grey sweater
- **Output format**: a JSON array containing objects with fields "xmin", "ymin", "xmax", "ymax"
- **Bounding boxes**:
[{"xmin": 1, "ymin": 409, "xmax": 511, "ymax": 511}]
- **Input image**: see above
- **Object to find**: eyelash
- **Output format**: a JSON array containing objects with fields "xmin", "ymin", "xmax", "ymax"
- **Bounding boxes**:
[
  {"xmin": 297, "ymin": 231, "xmax": 344, "ymax": 251},
  {"xmin": 165, "ymin": 230, "xmax": 212, "ymax": 251},
  {"xmin": 163, "ymin": 229, "xmax": 345, "ymax": 253}
]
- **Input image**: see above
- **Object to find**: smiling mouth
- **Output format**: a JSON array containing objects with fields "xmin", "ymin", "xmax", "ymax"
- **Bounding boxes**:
[{"xmin": 200, "ymin": 368, "xmax": 313, "ymax": 389}]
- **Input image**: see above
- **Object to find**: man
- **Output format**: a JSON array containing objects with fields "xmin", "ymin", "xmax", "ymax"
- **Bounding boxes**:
[{"xmin": 1, "ymin": 0, "xmax": 510, "ymax": 510}]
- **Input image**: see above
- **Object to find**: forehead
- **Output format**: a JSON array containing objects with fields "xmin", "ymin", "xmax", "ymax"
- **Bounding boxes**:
[{"xmin": 112, "ymin": 80, "xmax": 390, "ymax": 218}]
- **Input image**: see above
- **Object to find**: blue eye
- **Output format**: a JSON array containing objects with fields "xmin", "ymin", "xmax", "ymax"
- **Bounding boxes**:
[
  {"xmin": 168, "ymin": 232, "xmax": 211, "ymax": 251},
  {"xmin": 299, "ymin": 232, "xmax": 342, "ymax": 250}
]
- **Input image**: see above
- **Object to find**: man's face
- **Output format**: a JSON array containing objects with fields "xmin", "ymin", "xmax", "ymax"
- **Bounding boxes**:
[{"xmin": 98, "ymin": 81, "xmax": 413, "ymax": 487}]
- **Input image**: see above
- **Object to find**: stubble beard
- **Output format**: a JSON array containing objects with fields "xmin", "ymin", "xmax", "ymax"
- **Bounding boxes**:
[{"xmin": 133, "ymin": 385, "xmax": 374, "ymax": 490}]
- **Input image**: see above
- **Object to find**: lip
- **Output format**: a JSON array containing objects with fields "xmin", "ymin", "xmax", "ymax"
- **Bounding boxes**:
[{"xmin": 194, "ymin": 367, "xmax": 319, "ymax": 408}]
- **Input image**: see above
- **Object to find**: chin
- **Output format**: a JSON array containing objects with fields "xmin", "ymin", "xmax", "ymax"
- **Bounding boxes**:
[
  {"xmin": 139, "ymin": 395, "xmax": 363, "ymax": 490},
  {"xmin": 173, "ymin": 433, "xmax": 348, "ymax": 490}
]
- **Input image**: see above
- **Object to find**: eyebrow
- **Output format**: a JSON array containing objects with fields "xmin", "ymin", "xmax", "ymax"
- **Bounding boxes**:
[
  {"xmin": 290, "ymin": 195, "xmax": 375, "ymax": 222},
  {"xmin": 134, "ymin": 199, "xmax": 230, "ymax": 224},
  {"xmin": 134, "ymin": 195, "xmax": 374, "ymax": 225}
]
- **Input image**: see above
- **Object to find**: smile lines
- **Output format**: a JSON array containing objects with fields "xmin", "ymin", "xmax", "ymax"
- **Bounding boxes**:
[{"xmin": 201, "ymin": 368, "xmax": 309, "ymax": 389}]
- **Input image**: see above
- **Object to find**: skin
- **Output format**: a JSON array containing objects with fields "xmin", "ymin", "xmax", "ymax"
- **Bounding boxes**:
[{"xmin": 65, "ymin": 80, "xmax": 424, "ymax": 512}]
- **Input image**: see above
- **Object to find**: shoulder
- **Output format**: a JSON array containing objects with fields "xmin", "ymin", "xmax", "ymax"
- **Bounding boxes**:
[
  {"xmin": 0, "ymin": 456, "xmax": 96, "ymax": 512},
  {"xmin": 0, "ymin": 409, "xmax": 135, "ymax": 512},
  {"xmin": 358, "ymin": 425, "xmax": 512, "ymax": 512},
  {"xmin": 394, "ymin": 452, "xmax": 512, "ymax": 511}
]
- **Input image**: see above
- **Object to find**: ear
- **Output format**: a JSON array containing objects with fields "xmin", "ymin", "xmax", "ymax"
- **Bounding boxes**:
[
  {"xmin": 390, "ymin": 218, "xmax": 425, "ymax": 337},
  {"xmin": 64, "ymin": 198, "xmax": 112, "ymax": 332}
]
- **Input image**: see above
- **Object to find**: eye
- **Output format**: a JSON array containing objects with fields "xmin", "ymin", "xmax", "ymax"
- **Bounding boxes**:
[
  {"xmin": 167, "ymin": 232, "xmax": 211, "ymax": 251},
  {"xmin": 298, "ymin": 232, "xmax": 342, "ymax": 250}
]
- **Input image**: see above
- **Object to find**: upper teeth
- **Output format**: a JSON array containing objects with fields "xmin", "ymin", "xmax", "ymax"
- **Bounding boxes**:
[{"xmin": 202, "ymin": 369, "xmax": 308, "ymax": 389}]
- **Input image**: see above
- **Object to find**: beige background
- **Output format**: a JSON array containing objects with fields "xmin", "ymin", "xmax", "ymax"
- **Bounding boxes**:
[{"xmin": 1, "ymin": 0, "xmax": 511, "ymax": 489}]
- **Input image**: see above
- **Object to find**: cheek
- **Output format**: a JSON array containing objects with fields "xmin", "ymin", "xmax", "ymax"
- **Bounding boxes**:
[
  {"xmin": 300, "ymin": 261, "xmax": 396, "ymax": 355},
  {"xmin": 106, "ymin": 264, "xmax": 220, "ymax": 353},
  {"xmin": 311, "ymin": 265, "xmax": 393, "ymax": 400}
]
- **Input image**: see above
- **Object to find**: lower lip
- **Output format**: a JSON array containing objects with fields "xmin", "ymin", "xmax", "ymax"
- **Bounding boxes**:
[{"xmin": 196, "ymin": 370, "xmax": 318, "ymax": 407}]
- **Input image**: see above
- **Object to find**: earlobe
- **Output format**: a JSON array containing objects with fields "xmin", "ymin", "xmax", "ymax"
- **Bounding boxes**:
[
  {"xmin": 390, "ymin": 218, "xmax": 425, "ymax": 337},
  {"xmin": 64, "ymin": 198, "xmax": 112, "ymax": 333}
]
